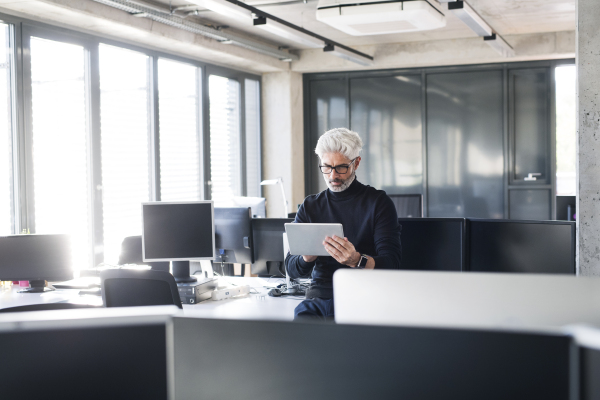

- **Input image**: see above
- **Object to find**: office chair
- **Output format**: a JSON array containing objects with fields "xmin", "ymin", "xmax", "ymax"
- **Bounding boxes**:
[
  {"xmin": 388, "ymin": 194, "xmax": 423, "ymax": 218},
  {"xmin": 119, "ymin": 235, "xmax": 170, "ymax": 272},
  {"xmin": 101, "ymin": 269, "xmax": 183, "ymax": 309}
]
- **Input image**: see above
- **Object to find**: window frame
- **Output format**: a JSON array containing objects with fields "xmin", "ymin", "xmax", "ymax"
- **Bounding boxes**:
[{"xmin": 1, "ymin": 13, "xmax": 261, "ymax": 268}]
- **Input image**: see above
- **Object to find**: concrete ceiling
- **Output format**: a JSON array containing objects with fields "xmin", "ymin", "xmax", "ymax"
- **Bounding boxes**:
[{"xmin": 150, "ymin": 0, "xmax": 576, "ymax": 49}]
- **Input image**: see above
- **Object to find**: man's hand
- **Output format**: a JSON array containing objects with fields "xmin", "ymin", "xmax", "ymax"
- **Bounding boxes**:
[
  {"xmin": 323, "ymin": 235, "xmax": 361, "ymax": 267},
  {"xmin": 302, "ymin": 255, "xmax": 318, "ymax": 263}
]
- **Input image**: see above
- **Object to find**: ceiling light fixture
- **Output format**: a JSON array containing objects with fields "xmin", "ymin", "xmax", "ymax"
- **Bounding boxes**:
[
  {"xmin": 484, "ymin": 34, "xmax": 515, "ymax": 58},
  {"xmin": 323, "ymin": 43, "xmax": 374, "ymax": 66},
  {"xmin": 447, "ymin": 1, "xmax": 492, "ymax": 37}
]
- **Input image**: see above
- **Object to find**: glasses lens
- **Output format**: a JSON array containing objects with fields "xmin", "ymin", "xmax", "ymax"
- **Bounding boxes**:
[
  {"xmin": 319, "ymin": 165, "xmax": 332, "ymax": 174},
  {"xmin": 336, "ymin": 165, "xmax": 349, "ymax": 174}
]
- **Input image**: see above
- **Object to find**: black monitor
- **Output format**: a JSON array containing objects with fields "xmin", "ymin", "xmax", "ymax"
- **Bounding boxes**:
[
  {"xmin": 467, "ymin": 219, "xmax": 576, "ymax": 274},
  {"xmin": 0, "ymin": 310, "xmax": 169, "ymax": 400},
  {"xmin": 398, "ymin": 218, "xmax": 465, "ymax": 271},
  {"xmin": 389, "ymin": 194, "xmax": 423, "ymax": 218},
  {"xmin": 172, "ymin": 318, "xmax": 573, "ymax": 400},
  {"xmin": 214, "ymin": 207, "xmax": 254, "ymax": 265},
  {"xmin": 142, "ymin": 201, "xmax": 215, "ymax": 283},
  {"xmin": 0, "ymin": 234, "xmax": 72, "ymax": 293},
  {"xmin": 251, "ymin": 218, "xmax": 293, "ymax": 276}
]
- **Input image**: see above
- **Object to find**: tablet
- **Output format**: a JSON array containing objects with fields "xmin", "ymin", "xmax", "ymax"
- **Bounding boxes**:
[{"xmin": 285, "ymin": 223, "xmax": 344, "ymax": 257}]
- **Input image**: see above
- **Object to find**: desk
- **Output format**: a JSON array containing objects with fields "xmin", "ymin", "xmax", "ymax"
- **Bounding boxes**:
[{"xmin": 0, "ymin": 276, "xmax": 304, "ymax": 321}]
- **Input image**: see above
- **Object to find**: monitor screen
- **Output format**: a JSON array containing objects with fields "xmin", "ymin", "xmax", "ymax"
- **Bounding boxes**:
[
  {"xmin": 468, "ymin": 219, "xmax": 575, "ymax": 274},
  {"xmin": 142, "ymin": 202, "xmax": 215, "ymax": 261},
  {"xmin": 398, "ymin": 218, "xmax": 464, "ymax": 271},
  {"xmin": 0, "ymin": 234, "xmax": 73, "ymax": 281},
  {"xmin": 251, "ymin": 218, "xmax": 293, "ymax": 276},
  {"xmin": 214, "ymin": 207, "xmax": 253, "ymax": 264}
]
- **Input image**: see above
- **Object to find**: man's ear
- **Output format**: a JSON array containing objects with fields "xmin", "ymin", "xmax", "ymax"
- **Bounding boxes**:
[{"xmin": 354, "ymin": 156, "xmax": 362, "ymax": 170}]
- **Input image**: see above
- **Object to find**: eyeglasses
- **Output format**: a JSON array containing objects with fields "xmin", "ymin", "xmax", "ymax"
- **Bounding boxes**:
[{"xmin": 318, "ymin": 158, "xmax": 357, "ymax": 175}]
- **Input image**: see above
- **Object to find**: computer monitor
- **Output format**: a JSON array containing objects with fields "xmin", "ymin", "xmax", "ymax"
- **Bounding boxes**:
[
  {"xmin": 232, "ymin": 197, "xmax": 266, "ymax": 218},
  {"xmin": 0, "ymin": 307, "xmax": 173, "ymax": 399},
  {"xmin": 251, "ymin": 218, "xmax": 293, "ymax": 276},
  {"xmin": 214, "ymin": 207, "xmax": 254, "ymax": 265},
  {"xmin": 398, "ymin": 218, "xmax": 465, "ymax": 271},
  {"xmin": 173, "ymin": 316, "xmax": 573, "ymax": 400},
  {"xmin": 142, "ymin": 201, "xmax": 215, "ymax": 283},
  {"xmin": 0, "ymin": 233, "xmax": 73, "ymax": 293},
  {"xmin": 467, "ymin": 219, "xmax": 576, "ymax": 274},
  {"xmin": 388, "ymin": 194, "xmax": 423, "ymax": 218}
]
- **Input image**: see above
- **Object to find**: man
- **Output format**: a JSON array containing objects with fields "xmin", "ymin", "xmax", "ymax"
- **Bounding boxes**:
[{"xmin": 285, "ymin": 127, "xmax": 402, "ymax": 320}]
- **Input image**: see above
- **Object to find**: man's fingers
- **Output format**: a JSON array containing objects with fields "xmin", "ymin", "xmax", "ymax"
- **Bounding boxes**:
[{"xmin": 330, "ymin": 235, "xmax": 346, "ymax": 247}]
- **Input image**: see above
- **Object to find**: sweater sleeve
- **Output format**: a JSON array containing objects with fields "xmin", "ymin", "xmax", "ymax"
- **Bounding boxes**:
[
  {"xmin": 285, "ymin": 201, "xmax": 315, "ymax": 279},
  {"xmin": 371, "ymin": 195, "xmax": 402, "ymax": 270}
]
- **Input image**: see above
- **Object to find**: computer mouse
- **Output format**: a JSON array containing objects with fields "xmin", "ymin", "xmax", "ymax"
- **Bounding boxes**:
[{"xmin": 268, "ymin": 288, "xmax": 282, "ymax": 297}]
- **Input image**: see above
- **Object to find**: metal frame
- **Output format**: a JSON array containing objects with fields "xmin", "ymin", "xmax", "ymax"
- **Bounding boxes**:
[
  {"xmin": 303, "ymin": 59, "xmax": 575, "ymax": 219},
  {"xmin": 0, "ymin": 12, "xmax": 261, "ymax": 267}
]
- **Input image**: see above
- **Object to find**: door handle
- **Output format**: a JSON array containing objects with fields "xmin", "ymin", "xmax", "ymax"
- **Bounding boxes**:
[{"xmin": 524, "ymin": 173, "xmax": 542, "ymax": 181}]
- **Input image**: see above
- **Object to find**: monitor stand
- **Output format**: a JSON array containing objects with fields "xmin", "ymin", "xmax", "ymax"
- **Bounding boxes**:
[
  {"xmin": 18, "ymin": 280, "xmax": 55, "ymax": 293},
  {"xmin": 172, "ymin": 261, "xmax": 197, "ymax": 284}
]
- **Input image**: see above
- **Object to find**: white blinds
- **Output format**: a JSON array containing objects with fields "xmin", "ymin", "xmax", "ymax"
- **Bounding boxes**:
[
  {"xmin": 158, "ymin": 58, "xmax": 202, "ymax": 202},
  {"xmin": 209, "ymin": 75, "xmax": 241, "ymax": 204},
  {"xmin": 99, "ymin": 44, "xmax": 151, "ymax": 264},
  {"xmin": 0, "ymin": 24, "xmax": 13, "ymax": 236},
  {"xmin": 244, "ymin": 79, "xmax": 261, "ymax": 198},
  {"xmin": 30, "ymin": 37, "xmax": 91, "ymax": 269}
]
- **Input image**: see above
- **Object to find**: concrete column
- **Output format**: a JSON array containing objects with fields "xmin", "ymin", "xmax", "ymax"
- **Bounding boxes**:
[
  {"xmin": 577, "ymin": 0, "xmax": 600, "ymax": 275},
  {"xmin": 261, "ymin": 71, "xmax": 304, "ymax": 218}
]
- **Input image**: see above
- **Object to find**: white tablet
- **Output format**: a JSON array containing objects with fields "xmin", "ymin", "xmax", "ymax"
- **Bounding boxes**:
[{"xmin": 285, "ymin": 223, "xmax": 344, "ymax": 257}]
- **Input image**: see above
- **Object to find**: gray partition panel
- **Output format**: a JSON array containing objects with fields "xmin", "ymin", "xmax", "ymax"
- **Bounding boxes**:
[
  {"xmin": 173, "ymin": 317, "xmax": 573, "ymax": 400},
  {"xmin": 350, "ymin": 75, "xmax": 423, "ymax": 195},
  {"xmin": 427, "ymin": 70, "xmax": 504, "ymax": 218},
  {"xmin": 509, "ymin": 189, "xmax": 552, "ymax": 220},
  {"xmin": 308, "ymin": 79, "xmax": 347, "ymax": 194}
]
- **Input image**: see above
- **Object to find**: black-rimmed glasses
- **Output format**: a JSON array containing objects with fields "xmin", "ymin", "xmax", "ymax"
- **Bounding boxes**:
[{"xmin": 318, "ymin": 158, "xmax": 357, "ymax": 174}]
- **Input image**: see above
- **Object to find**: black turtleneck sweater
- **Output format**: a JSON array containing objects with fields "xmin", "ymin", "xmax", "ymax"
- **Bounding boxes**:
[{"xmin": 285, "ymin": 178, "xmax": 402, "ymax": 296}]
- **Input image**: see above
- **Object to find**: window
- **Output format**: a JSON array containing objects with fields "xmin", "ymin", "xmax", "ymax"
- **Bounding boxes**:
[
  {"xmin": 99, "ymin": 44, "xmax": 151, "ymax": 264},
  {"xmin": 244, "ymin": 79, "xmax": 261, "ymax": 198},
  {"xmin": 555, "ymin": 65, "xmax": 576, "ymax": 196},
  {"xmin": 0, "ymin": 23, "xmax": 14, "ymax": 235},
  {"xmin": 158, "ymin": 58, "xmax": 202, "ymax": 202},
  {"xmin": 30, "ymin": 37, "xmax": 91, "ymax": 268},
  {"xmin": 209, "ymin": 75, "xmax": 241, "ymax": 203}
]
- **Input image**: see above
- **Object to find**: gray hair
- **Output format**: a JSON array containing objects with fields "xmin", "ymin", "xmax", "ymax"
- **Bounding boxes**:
[{"xmin": 315, "ymin": 128, "xmax": 363, "ymax": 160}]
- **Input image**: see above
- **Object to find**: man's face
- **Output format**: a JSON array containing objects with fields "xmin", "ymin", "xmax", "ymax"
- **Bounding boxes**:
[{"xmin": 320, "ymin": 152, "xmax": 361, "ymax": 192}]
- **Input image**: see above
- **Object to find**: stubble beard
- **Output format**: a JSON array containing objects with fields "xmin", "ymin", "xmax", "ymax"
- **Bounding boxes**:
[{"xmin": 325, "ymin": 170, "xmax": 356, "ymax": 192}]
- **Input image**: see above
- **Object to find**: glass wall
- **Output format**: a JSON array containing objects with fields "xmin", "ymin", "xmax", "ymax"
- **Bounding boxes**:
[
  {"xmin": 30, "ymin": 37, "xmax": 91, "ymax": 268},
  {"xmin": 99, "ymin": 44, "xmax": 151, "ymax": 264},
  {"xmin": 555, "ymin": 65, "xmax": 576, "ymax": 196},
  {"xmin": 158, "ymin": 58, "xmax": 202, "ymax": 202},
  {"xmin": 0, "ymin": 23, "xmax": 13, "ymax": 236},
  {"xmin": 0, "ymin": 19, "xmax": 262, "ymax": 270},
  {"xmin": 209, "ymin": 75, "xmax": 241, "ymax": 204}
]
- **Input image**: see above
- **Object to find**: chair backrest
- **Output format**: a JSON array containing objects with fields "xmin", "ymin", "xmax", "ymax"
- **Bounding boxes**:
[
  {"xmin": 101, "ymin": 269, "xmax": 182, "ymax": 309},
  {"xmin": 119, "ymin": 235, "xmax": 170, "ymax": 272},
  {"xmin": 388, "ymin": 194, "xmax": 423, "ymax": 218}
]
